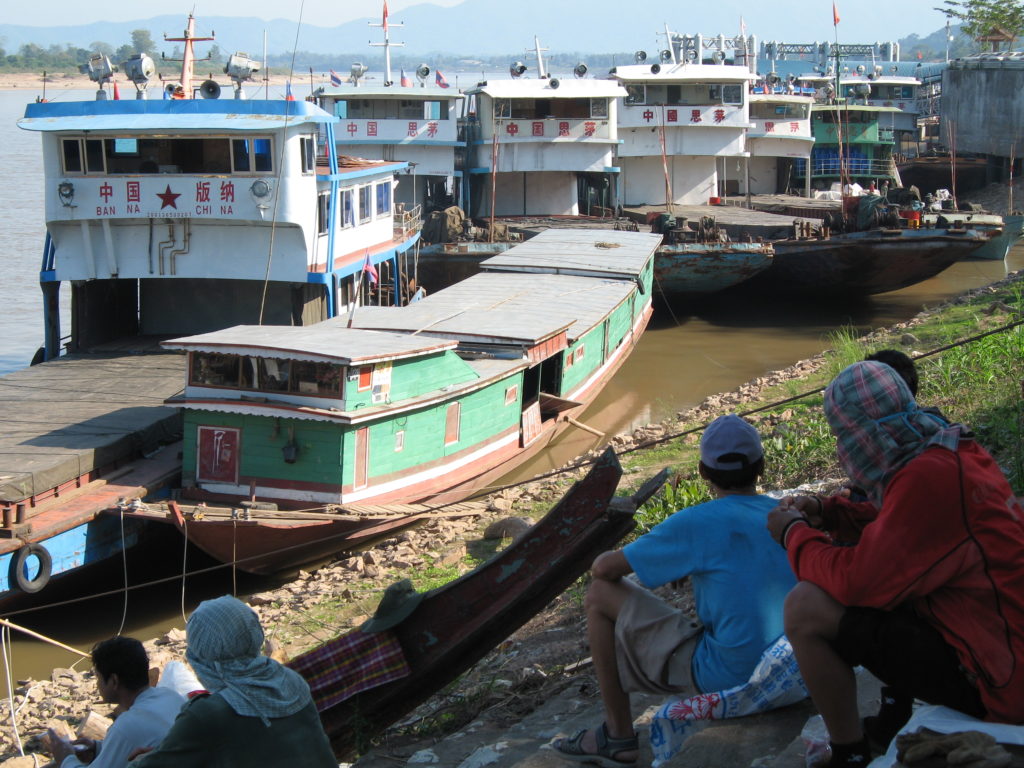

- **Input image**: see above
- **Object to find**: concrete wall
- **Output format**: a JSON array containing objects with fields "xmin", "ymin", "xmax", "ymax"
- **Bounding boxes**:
[
  {"xmin": 746, "ymin": 156, "xmax": 778, "ymax": 194},
  {"xmin": 943, "ymin": 62, "xmax": 1024, "ymax": 157},
  {"xmin": 620, "ymin": 155, "xmax": 718, "ymax": 206}
]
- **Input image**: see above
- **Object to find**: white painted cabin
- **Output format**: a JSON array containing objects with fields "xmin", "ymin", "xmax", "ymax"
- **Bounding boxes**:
[
  {"xmin": 611, "ymin": 62, "xmax": 754, "ymax": 205},
  {"xmin": 462, "ymin": 77, "xmax": 627, "ymax": 217},
  {"xmin": 746, "ymin": 93, "xmax": 814, "ymax": 195},
  {"xmin": 315, "ymin": 83, "xmax": 465, "ymax": 213}
]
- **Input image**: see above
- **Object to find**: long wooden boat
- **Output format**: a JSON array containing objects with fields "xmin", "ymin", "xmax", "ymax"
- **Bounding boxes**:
[
  {"xmin": 285, "ymin": 448, "xmax": 666, "ymax": 758},
  {"xmin": 741, "ymin": 225, "xmax": 989, "ymax": 296},
  {"xmin": 144, "ymin": 228, "xmax": 660, "ymax": 573}
]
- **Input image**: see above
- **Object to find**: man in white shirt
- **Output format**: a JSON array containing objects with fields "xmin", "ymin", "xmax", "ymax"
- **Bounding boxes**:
[{"xmin": 49, "ymin": 637, "xmax": 184, "ymax": 768}]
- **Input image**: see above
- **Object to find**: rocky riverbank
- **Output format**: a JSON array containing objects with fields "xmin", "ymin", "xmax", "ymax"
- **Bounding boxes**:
[{"xmin": 0, "ymin": 268, "xmax": 1020, "ymax": 767}]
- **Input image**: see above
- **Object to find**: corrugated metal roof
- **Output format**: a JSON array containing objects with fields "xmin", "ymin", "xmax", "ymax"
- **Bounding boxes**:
[
  {"xmin": 162, "ymin": 324, "xmax": 456, "ymax": 364},
  {"xmin": 332, "ymin": 271, "xmax": 634, "ymax": 342},
  {"xmin": 19, "ymin": 99, "xmax": 335, "ymax": 133},
  {"xmin": 467, "ymin": 78, "xmax": 627, "ymax": 98},
  {"xmin": 482, "ymin": 228, "xmax": 661, "ymax": 279},
  {"xmin": 611, "ymin": 63, "xmax": 755, "ymax": 83}
]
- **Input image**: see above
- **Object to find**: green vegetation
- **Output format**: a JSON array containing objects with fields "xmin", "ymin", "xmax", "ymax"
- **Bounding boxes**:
[
  {"xmin": 626, "ymin": 277, "xmax": 1023, "ymax": 531},
  {"xmin": 937, "ymin": 0, "xmax": 1024, "ymax": 50}
]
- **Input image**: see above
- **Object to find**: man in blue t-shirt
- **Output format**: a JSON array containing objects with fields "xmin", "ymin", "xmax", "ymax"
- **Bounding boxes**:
[{"xmin": 553, "ymin": 414, "xmax": 796, "ymax": 767}]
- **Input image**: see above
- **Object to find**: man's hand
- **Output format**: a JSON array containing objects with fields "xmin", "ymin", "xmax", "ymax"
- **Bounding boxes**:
[
  {"xmin": 47, "ymin": 728, "xmax": 77, "ymax": 764},
  {"xmin": 71, "ymin": 737, "xmax": 97, "ymax": 764},
  {"xmin": 777, "ymin": 495, "xmax": 824, "ymax": 528},
  {"xmin": 767, "ymin": 503, "xmax": 809, "ymax": 548}
]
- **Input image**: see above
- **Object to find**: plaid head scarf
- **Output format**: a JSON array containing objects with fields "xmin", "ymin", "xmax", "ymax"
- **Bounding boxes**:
[
  {"xmin": 823, "ymin": 361, "xmax": 965, "ymax": 506},
  {"xmin": 186, "ymin": 595, "xmax": 313, "ymax": 726}
]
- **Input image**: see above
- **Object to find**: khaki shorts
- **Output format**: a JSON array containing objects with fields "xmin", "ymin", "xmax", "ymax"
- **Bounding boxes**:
[{"xmin": 614, "ymin": 585, "xmax": 703, "ymax": 695}]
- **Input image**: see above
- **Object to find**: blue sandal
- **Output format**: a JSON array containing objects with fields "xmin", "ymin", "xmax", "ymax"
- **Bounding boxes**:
[{"xmin": 551, "ymin": 722, "xmax": 638, "ymax": 767}]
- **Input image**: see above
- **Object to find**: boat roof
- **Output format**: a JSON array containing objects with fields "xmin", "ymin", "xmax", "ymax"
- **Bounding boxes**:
[
  {"xmin": 333, "ymin": 271, "xmax": 633, "ymax": 344},
  {"xmin": 317, "ymin": 84, "xmax": 463, "ymax": 100},
  {"xmin": 466, "ymin": 78, "xmax": 627, "ymax": 98},
  {"xmin": 18, "ymin": 99, "xmax": 336, "ymax": 133},
  {"xmin": 611, "ymin": 63, "xmax": 755, "ymax": 83},
  {"xmin": 482, "ymin": 228, "xmax": 660, "ymax": 279},
  {"xmin": 749, "ymin": 94, "xmax": 814, "ymax": 103},
  {"xmin": 840, "ymin": 75, "xmax": 921, "ymax": 85},
  {"xmin": 162, "ymin": 324, "xmax": 456, "ymax": 364}
]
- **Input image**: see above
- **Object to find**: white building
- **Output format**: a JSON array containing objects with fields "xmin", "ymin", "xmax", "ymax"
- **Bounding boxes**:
[{"xmin": 746, "ymin": 93, "xmax": 814, "ymax": 195}]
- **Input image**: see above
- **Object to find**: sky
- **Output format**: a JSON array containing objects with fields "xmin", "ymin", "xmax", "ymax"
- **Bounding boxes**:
[{"xmin": 4, "ymin": 0, "xmax": 952, "ymax": 41}]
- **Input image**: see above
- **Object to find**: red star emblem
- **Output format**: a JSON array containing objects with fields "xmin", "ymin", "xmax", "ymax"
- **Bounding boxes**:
[{"xmin": 156, "ymin": 185, "xmax": 181, "ymax": 209}]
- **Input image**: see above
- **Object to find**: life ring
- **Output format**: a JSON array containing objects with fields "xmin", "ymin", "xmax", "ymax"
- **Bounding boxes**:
[{"xmin": 10, "ymin": 544, "xmax": 52, "ymax": 594}]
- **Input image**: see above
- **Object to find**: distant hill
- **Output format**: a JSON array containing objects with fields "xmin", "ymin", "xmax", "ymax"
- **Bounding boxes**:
[{"xmin": 0, "ymin": 2, "xmax": 958, "ymax": 62}]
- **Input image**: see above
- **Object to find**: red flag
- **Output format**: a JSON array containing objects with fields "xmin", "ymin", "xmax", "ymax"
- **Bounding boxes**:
[
  {"xmin": 112, "ymin": 80, "xmax": 121, "ymax": 100},
  {"xmin": 400, "ymin": 68, "xmax": 412, "ymax": 87},
  {"xmin": 363, "ymin": 252, "xmax": 378, "ymax": 284},
  {"xmin": 382, "ymin": 0, "xmax": 389, "ymax": 33},
  {"xmin": 832, "ymin": 1, "xmax": 840, "ymax": 25}
]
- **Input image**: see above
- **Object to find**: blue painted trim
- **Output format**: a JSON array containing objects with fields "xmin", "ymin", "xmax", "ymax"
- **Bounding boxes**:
[
  {"xmin": 324, "ymin": 121, "xmax": 339, "ymax": 317},
  {"xmin": 306, "ymin": 272, "xmax": 332, "ymax": 284},
  {"xmin": 330, "ymin": 163, "xmax": 410, "ymax": 182},
  {"xmin": 467, "ymin": 167, "xmax": 492, "ymax": 175},
  {"xmin": 40, "ymin": 270, "xmax": 57, "ymax": 282},
  {"xmin": 22, "ymin": 99, "xmax": 335, "ymax": 122},
  {"xmin": 603, "ymin": 167, "xmax": 621, "ymax": 173}
]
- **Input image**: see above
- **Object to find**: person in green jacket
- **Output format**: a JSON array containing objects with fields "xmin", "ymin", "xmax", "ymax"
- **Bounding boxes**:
[{"xmin": 131, "ymin": 595, "xmax": 336, "ymax": 768}]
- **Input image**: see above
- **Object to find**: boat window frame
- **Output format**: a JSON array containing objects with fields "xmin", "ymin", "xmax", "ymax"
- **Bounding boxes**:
[
  {"xmin": 300, "ymin": 136, "xmax": 316, "ymax": 174},
  {"xmin": 375, "ymin": 181, "xmax": 392, "ymax": 219},
  {"xmin": 339, "ymin": 187, "xmax": 355, "ymax": 229},
  {"xmin": 56, "ymin": 134, "xmax": 276, "ymax": 176},
  {"xmin": 316, "ymin": 190, "xmax": 330, "ymax": 235},
  {"xmin": 188, "ymin": 351, "xmax": 344, "ymax": 398},
  {"xmin": 358, "ymin": 184, "xmax": 373, "ymax": 224},
  {"xmin": 444, "ymin": 402, "xmax": 461, "ymax": 446}
]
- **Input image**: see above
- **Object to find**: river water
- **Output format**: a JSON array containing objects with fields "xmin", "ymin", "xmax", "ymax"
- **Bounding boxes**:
[{"xmin": 1, "ymin": 88, "xmax": 1021, "ymax": 679}]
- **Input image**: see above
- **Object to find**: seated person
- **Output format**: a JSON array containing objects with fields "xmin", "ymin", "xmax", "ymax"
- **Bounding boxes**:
[
  {"xmin": 553, "ymin": 414, "xmax": 797, "ymax": 766},
  {"xmin": 768, "ymin": 361, "xmax": 1024, "ymax": 767},
  {"xmin": 50, "ymin": 637, "xmax": 184, "ymax": 768},
  {"xmin": 131, "ymin": 595, "xmax": 336, "ymax": 768}
]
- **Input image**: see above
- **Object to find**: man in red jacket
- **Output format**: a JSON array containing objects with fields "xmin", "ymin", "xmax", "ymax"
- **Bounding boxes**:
[{"xmin": 768, "ymin": 361, "xmax": 1024, "ymax": 768}]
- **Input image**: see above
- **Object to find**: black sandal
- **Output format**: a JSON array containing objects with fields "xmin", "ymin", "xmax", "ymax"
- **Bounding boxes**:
[{"xmin": 550, "ymin": 722, "xmax": 638, "ymax": 767}]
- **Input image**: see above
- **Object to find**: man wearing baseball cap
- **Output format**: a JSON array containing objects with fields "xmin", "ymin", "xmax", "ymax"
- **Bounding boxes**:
[{"xmin": 553, "ymin": 414, "xmax": 795, "ymax": 767}]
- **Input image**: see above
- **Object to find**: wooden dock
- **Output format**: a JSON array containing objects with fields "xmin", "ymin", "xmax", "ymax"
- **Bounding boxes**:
[
  {"xmin": 621, "ymin": 202, "xmax": 821, "ymax": 241},
  {"xmin": 0, "ymin": 351, "xmax": 185, "ymax": 513}
]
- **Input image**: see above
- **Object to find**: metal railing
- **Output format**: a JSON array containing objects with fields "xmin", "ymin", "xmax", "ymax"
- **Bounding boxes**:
[{"xmin": 394, "ymin": 204, "xmax": 423, "ymax": 240}]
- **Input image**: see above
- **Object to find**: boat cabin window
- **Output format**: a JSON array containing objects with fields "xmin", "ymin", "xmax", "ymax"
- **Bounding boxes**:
[
  {"xmin": 375, "ymin": 181, "xmax": 391, "ymax": 218},
  {"xmin": 338, "ymin": 98, "xmax": 448, "ymax": 120},
  {"xmin": 496, "ymin": 97, "xmax": 599, "ymax": 119},
  {"xmin": 358, "ymin": 185, "xmax": 372, "ymax": 223},
  {"xmin": 750, "ymin": 102, "xmax": 809, "ymax": 119},
  {"xmin": 189, "ymin": 352, "xmax": 342, "ymax": 396},
  {"xmin": 316, "ymin": 191, "xmax": 330, "ymax": 234},
  {"xmin": 340, "ymin": 188, "xmax": 355, "ymax": 228},
  {"xmin": 625, "ymin": 85, "xmax": 645, "ymax": 105},
  {"xmin": 59, "ymin": 135, "xmax": 274, "ymax": 175},
  {"xmin": 444, "ymin": 402, "xmax": 461, "ymax": 446},
  {"xmin": 300, "ymin": 137, "xmax": 316, "ymax": 173}
]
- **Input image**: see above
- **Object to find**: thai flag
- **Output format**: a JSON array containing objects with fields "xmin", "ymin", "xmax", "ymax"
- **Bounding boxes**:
[
  {"xmin": 435, "ymin": 69, "xmax": 450, "ymax": 89},
  {"xmin": 330, "ymin": 69, "xmax": 342, "ymax": 86},
  {"xmin": 400, "ymin": 68, "xmax": 412, "ymax": 87},
  {"xmin": 362, "ymin": 252, "xmax": 378, "ymax": 284},
  {"xmin": 285, "ymin": 82, "xmax": 295, "ymax": 101}
]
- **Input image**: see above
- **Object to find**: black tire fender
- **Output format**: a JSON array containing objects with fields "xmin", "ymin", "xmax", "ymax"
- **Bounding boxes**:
[{"xmin": 10, "ymin": 543, "xmax": 52, "ymax": 594}]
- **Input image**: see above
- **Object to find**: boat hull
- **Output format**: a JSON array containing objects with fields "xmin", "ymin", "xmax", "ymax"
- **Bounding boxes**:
[
  {"xmin": 654, "ymin": 243, "xmax": 774, "ymax": 299},
  {"xmin": 743, "ymin": 228, "xmax": 988, "ymax": 296},
  {"xmin": 969, "ymin": 214, "xmax": 1024, "ymax": 261}
]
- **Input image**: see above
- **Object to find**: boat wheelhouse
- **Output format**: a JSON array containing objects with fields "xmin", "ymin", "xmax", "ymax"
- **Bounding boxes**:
[
  {"xmin": 793, "ymin": 103, "xmax": 901, "ymax": 191},
  {"xmin": 314, "ymin": 76, "xmax": 464, "ymax": 214},
  {"xmin": 746, "ymin": 93, "xmax": 814, "ymax": 195},
  {"xmin": 462, "ymin": 67, "xmax": 626, "ymax": 217},
  {"xmin": 838, "ymin": 68, "xmax": 922, "ymax": 156},
  {"xmin": 611, "ymin": 46, "xmax": 755, "ymax": 206},
  {"xmin": 164, "ymin": 228, "xmax": 660, "ymax": 507}
]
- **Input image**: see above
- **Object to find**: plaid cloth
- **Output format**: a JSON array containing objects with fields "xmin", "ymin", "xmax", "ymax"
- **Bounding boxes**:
[
  {"xmin": 287, "ymin": 629, "xmax": 410, "ymax": 712},
  {"xmin": 824, "ymin": 361, "xmax": 964, "ymax": 506},
  {"xmin": 649, "ymin": 635, "xmax": 808, "ymax": 767}
]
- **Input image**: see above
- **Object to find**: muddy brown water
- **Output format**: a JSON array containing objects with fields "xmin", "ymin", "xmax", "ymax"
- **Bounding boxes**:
[{"xmin": 5, "ymin": 247, "xmax": 1018, "ymax": 683}]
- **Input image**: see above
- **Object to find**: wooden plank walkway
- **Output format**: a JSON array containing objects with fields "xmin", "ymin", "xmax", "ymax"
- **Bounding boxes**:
[{"xmin": 0, "ymin": 351, "xmax": 185, "ymax": 508}]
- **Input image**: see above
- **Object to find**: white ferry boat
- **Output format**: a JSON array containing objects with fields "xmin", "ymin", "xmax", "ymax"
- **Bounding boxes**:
[{"xmin": 18, "ymin": 15, "xmax": 422, "ymax": 361}]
